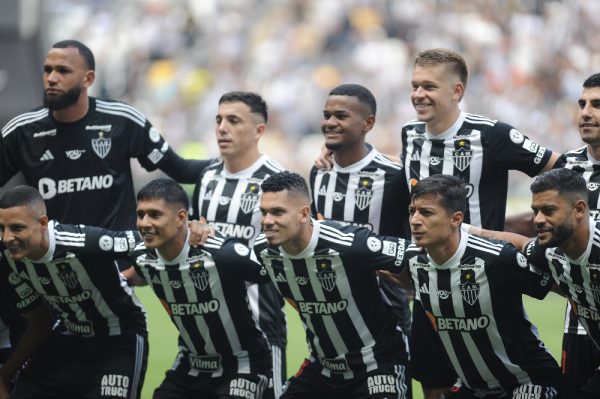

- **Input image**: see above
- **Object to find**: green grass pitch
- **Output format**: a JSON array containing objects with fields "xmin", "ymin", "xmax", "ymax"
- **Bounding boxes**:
[{"xmin": 136, "ymin": 287, "xmax": 565, "ymax": 399}]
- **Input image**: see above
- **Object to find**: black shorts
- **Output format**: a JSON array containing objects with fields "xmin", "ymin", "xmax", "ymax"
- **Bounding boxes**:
[
  {"xmin": 561, "ymin": 332, "xmax": 600, "ymax": 398},
  {"xmin": 11, "ymin": 332, "xmax": 148, "ymax": 399},
  {"xmin": 281, "ymin": 359, "xmax": 407, "ymax": 398},
  {"xmin": 153, "ymin": 369, "xmax": 270, "ymax": 399},
  {"xmin": 410, "ymin": 301, "xmax": 456, "ymax": 389}
]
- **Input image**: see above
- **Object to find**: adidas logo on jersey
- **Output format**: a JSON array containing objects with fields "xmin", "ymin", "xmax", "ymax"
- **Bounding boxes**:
[
  {"xmin": 275, "ymin": 273, "xmax": 287, "ymax": 283},
  {"xmin": 410, "ymin": 151, "xmax": 421, "ymax": 162},
  {"xmin": 419, "ymin": 283, "xmax": 429, "ymax": 294},
  {"xmin": 40, "ymin": 150, "xmax": 54, "ymax": 161},
  {"xmin": 318, "ymin": 185, "xmax": 327, "ymax": 196}
]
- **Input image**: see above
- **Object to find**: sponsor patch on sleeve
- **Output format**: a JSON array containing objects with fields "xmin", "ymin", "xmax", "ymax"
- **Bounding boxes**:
[
  {"xmin": 382, "ymin": 240, "xmax": 397, "ymax": 256},
  {"xmin": 114, "ymin": 237, "xmax": 128, "ymax": 252},
  {"xmin": 234, "ymin": 243, "xmax": 250, "ymax": 257},
  {"xmin": 147, "ymin": 149, "xmax": 164, "ymax": 164},
  {"xmin": 149, "ymin": 127, "xmax": 161, "ymax": 143},
  {"xmin": 509, "ymin": 128, "xmax": 525, "ymax": 144},
  {"xmin": 99, "ymin": 235, "xmax": 114, "ymax": 251},
  {"xmin": 516, "ymin": 252, "xmax": 528, "ymax": 268},
  {"xmin": 367, "ymin": 237, "xmax": 382, "ymax": 252}
]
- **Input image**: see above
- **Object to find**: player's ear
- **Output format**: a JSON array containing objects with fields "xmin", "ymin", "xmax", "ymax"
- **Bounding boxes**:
[
  {"xmin": 453, "ymin": 81, "xmax": 465, "ymax": 103},
  {"xmin": 450, "ymin": 211, "xmax": 464, "ymax": 227},
  {"xmin": 39, "ymin": 215, "xmax": 49, "ymax": 230},
  {"xmin": 255, "ymin": 123, "xmax": 266, "ymax": 140},
  {"xmin": 83, "ymin": 70, "xmax": 95, "ymax": 89},
  {"xmin": 574, "ymin": 199, "xmax": 588, "ymax": 220},
  {"xmin": 177, "ymin": 209, "xmax": 188, "ymax": 227},
  {"xmin": 300, "ymin": 205, "xmax": 311, "ymax": 223},
  {"xmin": 363, "ymin": 115, "xmax": 375, "ymax": 134}
]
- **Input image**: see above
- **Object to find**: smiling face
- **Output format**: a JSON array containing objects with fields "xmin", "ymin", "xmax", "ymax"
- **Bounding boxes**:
[
  {"xmin": 531, "ymin": 189, "xmax": 578, "ymax": 248},
  {"xmin": 43, "ymin": 47, "xmax": 94, "ymax": 111},
  {"xmin": 321, "ymin": 95, "xmax": 373, "ymax": 152},
  {"xmin": 136, "ymin": 198, "xmax": 187, "ymax": 255},
  {"xmin": 0, "ymin": 206, "xmax": 49, "ymax": 261},
  {"xmin": 215, "ymin": 101, "xmax": 264, "ymax": 160},
  {"xmin": 578, "ymin": 86, "xmax": 600, "ymax": 148},
  {"xmin": 410, "ymin": 63, "xmax": 463, "ymax": 135},
  {"xmin": 259, "ymin": 190, "xmax": 310, "ymax": 252}
]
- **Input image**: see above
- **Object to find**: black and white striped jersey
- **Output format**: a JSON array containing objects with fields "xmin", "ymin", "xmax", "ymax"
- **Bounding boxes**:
[
  {"xmin": 0, "ymin": 97, "xmax": 208, "ymax": 230},
  {"xmin": 191, "ymin": 155, "xmax": 284, "ymax": 246},
  {"xmin": 405, "ymin": 232, "xmax": 558, "ymax": 391},
  {"xmin": 525, "ymin": 220, "xmax": 600, "ymax": 349},
  {"xmin": 402, "ymin": 112, "xmax": 551, "ymax": 230},
  {"xmin": 559, "ymin": 146, "xmax": 600, "ymax": 221},
  {"xmin": 556, "ymin": 146, "xmax": 600, "ymax": 334},
  {"xmin": 133, "ymin": 234, "xmax": 271, "ymax": 377},
  {"xmin": 1, "ymin": 221, "xmax": 145, "ymax": 337},
  {"xmin": 191, "ymin": 155, "xmax": 287, "ymax": 348},
  {"xmin": 310, "ymin": 146, "xmax": 409, "ymax": 237},
  {"xmin": 254, "ymin": 220, "xmax": 409, "ymax": 380}
]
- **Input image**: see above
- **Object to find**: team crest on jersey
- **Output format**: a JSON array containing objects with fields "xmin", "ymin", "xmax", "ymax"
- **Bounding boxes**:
[
  {"xmin": 354, "ymin": 178, "xmax": 373, "ymax": 211},
  {"xmin": 190, "ymin": 262, "xmax": 210, "ymax": 291},
  {"xmin": 459, "ymin": 270, "xmax": 480, "ymax": 305},
  {"xmin": 240, "ymin": 184, "xmax": 260, "ymax": 214},
  {"xmin": 57, "ymin": 263, "xmax": 79, "ymax": 289},
  {"xmin": 590, "ymin": 270, "xmax": 600, "ymax": 303},
  {"xmin": 91, "ymin": 131, "xmax": 111, "ymax": 159},
  {"xmin": 452, "ymin": 141, "xmax": 472, "ymax": 171},
  {"xmin": 315, "ymin": 258, "xmax": 336, "ymax": 291}
]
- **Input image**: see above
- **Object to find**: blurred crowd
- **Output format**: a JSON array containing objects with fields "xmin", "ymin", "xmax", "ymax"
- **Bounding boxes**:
[{"xmin": 40, "ymin": 0, "xmax": 600, "ymax": 193}]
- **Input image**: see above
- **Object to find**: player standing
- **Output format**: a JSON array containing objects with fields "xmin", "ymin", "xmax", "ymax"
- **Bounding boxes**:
[{"xmin": 191, "ymin": 92, "xmax": 287, "ymax": 397}]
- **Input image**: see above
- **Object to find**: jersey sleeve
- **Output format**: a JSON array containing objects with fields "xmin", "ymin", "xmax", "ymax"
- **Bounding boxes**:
[
  {"xmin": 500, "ymin": 242, "xmax": 552, "ymax": 299},
  {"xmin": 217, "ymin": 238, "xmax": 270, "ymax": 284},
  {"xmin": 522, "ymin": 239, "xmax": 552, "ymax": 273},
  {"xmin": 350, "ymin": 228, "xmax": 410, "ymax": 273},
  {"xmin": 60, "ymin": 224, "xmax": 142, "ymax": 259},
  {"xmin": 485, "ymin": 122, "xmax": 551, "ymax": 176},
  {"xmin": 1, "ymin": 255, "xmax": 42, "ymax": 313}
]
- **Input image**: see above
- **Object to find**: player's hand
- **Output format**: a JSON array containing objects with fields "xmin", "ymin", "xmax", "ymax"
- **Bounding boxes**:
[
  {"xmin": 188, "ymin": 217, "xmax": 215, "ymax": 247},
  {"xmin": 315, "ymin": 145, "xmax": 334, "ymax": 170},
  {"xmin": 376, "ymin": 270, "xmax": 411, "ymax": 290}
]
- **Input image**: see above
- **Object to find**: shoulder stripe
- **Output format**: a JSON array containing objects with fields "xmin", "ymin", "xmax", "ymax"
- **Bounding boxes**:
[
  {"xmin": 402, "ymin": 119, "xmax": 424, "ymax": 128},
  {"xmin": 255, "ymin": 235, "xmax": 268, "ymax": 246},
  {"xmin": 373, "ymin": 153, "xmax": 402, "ymax": 170},
  {"xmin": 466, "ymin": 241, "xmax": 502, "ymax": 256},
  {"xmin": 468, "ymin": 234, "xmax": 504, "ymax": 248},
  {"xmin": 319, "ymin": 223, "xmax": 355, "ymax": 240},
  {"xmin": 2, "ymin": 109, "xmax": 49, "ymax": 137},
  {"xmin": 563, "ymin": 146, "xmax": 587, "ymax": 157},
  {"xmin": 464, "ymin": 113, "xmax": 496, "ymax": 126},
  {"xmin": 96, "ymin": 100, "xmax": 146, "ymax": 127},
  {"xmin": 264, "ymin": 158, "xmax": 285, "ymax": 173},
  {"xmin": 54, "ymin": 231, "xmax": 86, "ymax": 240}
]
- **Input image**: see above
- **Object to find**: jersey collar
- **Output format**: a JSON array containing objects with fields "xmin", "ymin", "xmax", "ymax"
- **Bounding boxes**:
[
  {"xmin": 425, "ymin": 111, "xmax": 466, "ymax": 141},
  {"xmin": 427, "ymin": 229, "xmax": 468, "ymax": 269},
  {"xmin": 332, "ymin": 144, "xmax": 378, "ymax": 172},
  {"xmin": 222, "ymin": 154, "xmax": 268, "ymax": 178},
  {"xmin": 30, "ymin": 220, "xmax": 57, "ymax": 263},
  {"xmin": 567, "ymin": 218, "xmax": 595, "ymax": 265},
  {"xmin": 155, "ymin": 229, "xmax": 190, "ymax": 265},
  {"xmin": 280, "ymin": 219, "xmax": 320, "ymax": 259}
]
